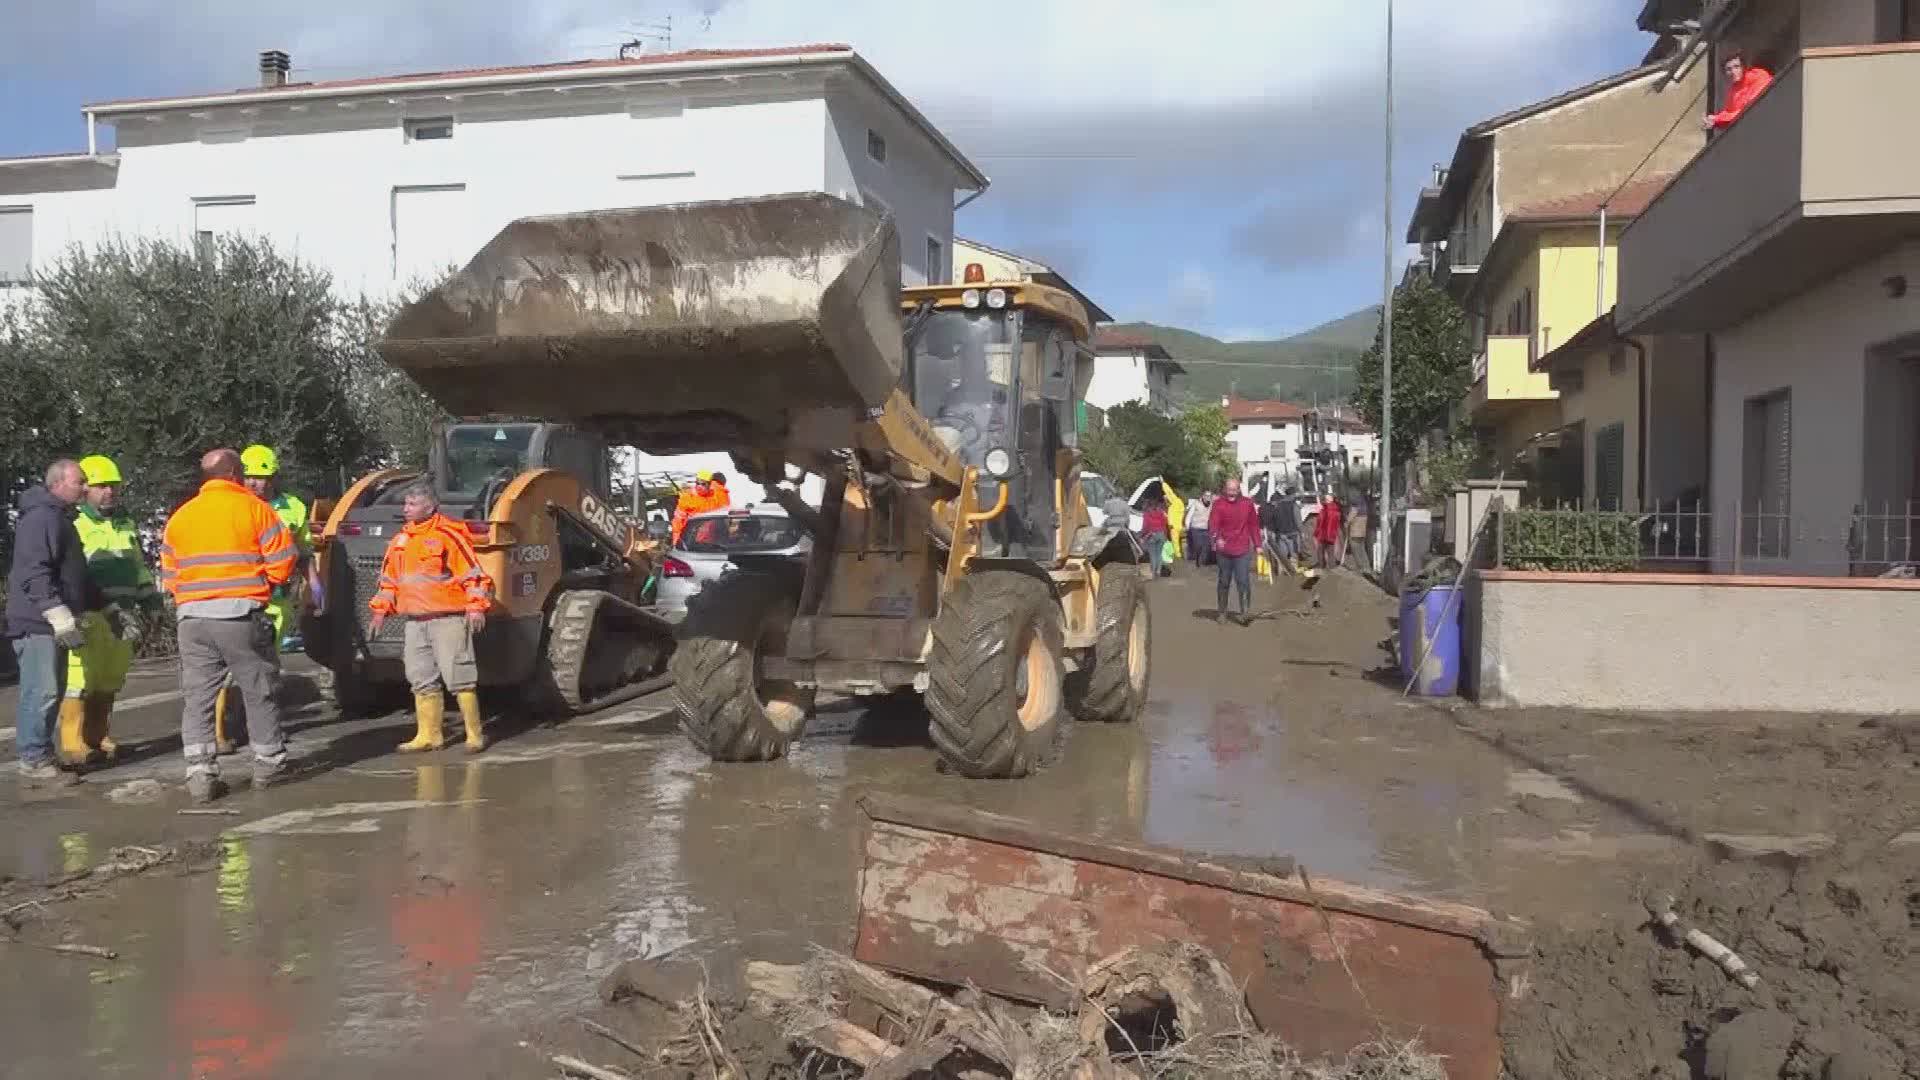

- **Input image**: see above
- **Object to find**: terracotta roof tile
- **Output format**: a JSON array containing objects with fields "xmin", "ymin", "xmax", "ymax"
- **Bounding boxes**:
[
  {"xmin": 1093, "ymin": 329, "xmax": 1172, "ymax": 359},
  {"xmin": 1507, "ymin": 174, "xmax": 1675, "ymax": 222},
  {"xmin": 88, "ymin": 44, "xmax": 853, "ymax": 109},
  {"xmin": 1223, "ymin": 396, "xmax": 1308, "ymax": 423}
]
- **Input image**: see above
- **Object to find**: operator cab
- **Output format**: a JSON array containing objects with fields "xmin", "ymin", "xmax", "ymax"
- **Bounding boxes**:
[{"xmin": 901, "ymin": 267, "xmax": 1093, "ymax": 563}]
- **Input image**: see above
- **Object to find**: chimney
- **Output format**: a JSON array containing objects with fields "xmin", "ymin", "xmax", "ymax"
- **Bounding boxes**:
[{"xmin": 259, "ymin": 50, "xmax": 291, "ymax": 88}]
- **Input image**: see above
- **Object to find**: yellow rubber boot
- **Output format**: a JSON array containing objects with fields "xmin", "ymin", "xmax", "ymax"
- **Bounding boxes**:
[
  {"xmin": 398, "ymin": 694, "xmax": 447, "ymax": 753},
  {"xmin": 84, "ymin": 694, "xmax": 117, "ymax": 759},
  {"xmin": 55, "ymin": 698, "xmax": 90, "ymax": 768},
  {"xmin": 213, "ymin": 686, "xmax": 235, "ymax": 755},
  {"xmin": 456, "ymin": 690, "xmax": 486, "ymax": 753}
]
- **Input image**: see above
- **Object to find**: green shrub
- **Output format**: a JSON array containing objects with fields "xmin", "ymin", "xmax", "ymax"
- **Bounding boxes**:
[{"xmin": 1499, "ymin": 509, "xmax": 1642, "ymax": 572}]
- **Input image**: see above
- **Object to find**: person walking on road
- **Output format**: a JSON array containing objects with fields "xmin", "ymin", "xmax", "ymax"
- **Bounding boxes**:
[
  {"xmin": 1344, "ymin": 493, "xmax": 1372, "ymax": 573},
  {"xmin": 1139, "ymin": 498, "xmax": 1171, "ymax": 579},
  {"xmin": 1185, "ymin": 491, "xmax": 1213, "ymax": 567},
  {"xmin": 7, "ymin": 460, "xmax": 102, "ymax": 785},
  {"xmin": 1260, "ymin": 490, "xmax": 1296, "ymax": 577},
  {"xmin": 1313, "ymin": 493, "xmax": 1345, "ymax": 569},
  {"xmin": 1208, "ymin": 478, "xmax": 1261, "ymax": 624},
  {"xmin": 369, "ymin": 482, "xmax": 495, "ymax": 754},
  {"xmin": 161, "ymin": 449, "xmax": 300, "ymax": 802},
  {"xmin": 61, "ymin": 455, "xmax": 164, "ymax": 767}
]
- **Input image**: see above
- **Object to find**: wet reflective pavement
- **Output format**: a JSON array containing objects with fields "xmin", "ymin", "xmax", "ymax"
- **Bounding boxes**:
[{"xmin": 0, "ymin": 573, "xmax": 1636, "ymax": 1078}]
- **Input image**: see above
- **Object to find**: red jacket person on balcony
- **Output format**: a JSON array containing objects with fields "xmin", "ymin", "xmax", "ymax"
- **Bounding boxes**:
[{"xmin": 1704, "ymin": 52, "xmax": 1774, "ymax": 131}]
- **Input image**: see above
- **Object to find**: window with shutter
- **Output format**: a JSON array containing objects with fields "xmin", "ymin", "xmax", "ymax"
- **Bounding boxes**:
[
  {"xmin": 0, "ymin": 207, "xmax": 34, "ymax": 283},
  {"xmin": 1742, "ymin": 389, "xmax": 1792, "ymax": 557},
  {"xmin": 1595, "ymin": 422, "xmax": 1626, "ymax": 510}
]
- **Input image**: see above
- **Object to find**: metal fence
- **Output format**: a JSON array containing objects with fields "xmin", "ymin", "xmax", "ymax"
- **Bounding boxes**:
[{"xmin": 1488, "ymin": 500, "xmax": 1920, "ymax": 575}]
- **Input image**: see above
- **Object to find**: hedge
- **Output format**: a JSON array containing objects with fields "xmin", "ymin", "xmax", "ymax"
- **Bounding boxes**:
[{"xmin": 1498, "ymin": 509, "xmax": 1642, "ymax": 572}]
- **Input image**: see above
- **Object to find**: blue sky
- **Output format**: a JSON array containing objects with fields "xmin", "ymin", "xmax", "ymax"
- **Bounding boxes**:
[{"xmin": 1, "ymin": 1, "xmax": 1658, "ymax": 341}]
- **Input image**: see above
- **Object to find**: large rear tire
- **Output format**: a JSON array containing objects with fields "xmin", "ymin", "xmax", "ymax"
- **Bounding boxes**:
[
  {"xmin": 1068, "ymin": 569, "xmax": 1151, "ymax": 723},
  {"xmin": 927, "ymin": 571, "xmax": 1066, "ymax": 779},
  {"xmin": 671, "ymin": 573, "xmax": 815, "ymax": 762}
]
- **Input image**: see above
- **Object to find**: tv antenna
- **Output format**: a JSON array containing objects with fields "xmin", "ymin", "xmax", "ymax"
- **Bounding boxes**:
[{"xmin": 619, "ymin": 16, "xmax": 672, "ymax": 58}]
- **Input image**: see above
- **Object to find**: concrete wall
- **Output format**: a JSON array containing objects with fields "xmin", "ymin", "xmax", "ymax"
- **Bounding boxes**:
[
  {"xmin": 1088, "ymin": 350, "xmax": 1153, "ymax": 413},
  {"xmin": 1710, "ymin": 241, "xmax": 1920, "ymax": 572},
  {"xmin": 1537, "ymin": 225, "xmax": 1620, "ymax": 357},
  {"xmin": 825, "ymin": 82, "xmax": 959, "ymax": 288},
  {"xmin": 1472, "ymin": 570, "xmax": 1920, "ymax": 713},
  {"xmin": 1494, "ymin": 67, "xmax": 1706, "ymax": 216},
  {"xmin": 1555, "ymin": 342, "xmax": 1641, "ymax": 505},
  {"xmin": 1230, "ymin": 420, "xmax": 1301, "ymax": 465}
]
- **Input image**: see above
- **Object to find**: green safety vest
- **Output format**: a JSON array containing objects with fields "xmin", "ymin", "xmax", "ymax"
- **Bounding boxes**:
[
  {"xmin": 271, "ymin": 492, "xmax": 312, "ymax": 555},
  {"xmin": 73, "ymin": 506, "xmax": 160, "ymax": 607}
]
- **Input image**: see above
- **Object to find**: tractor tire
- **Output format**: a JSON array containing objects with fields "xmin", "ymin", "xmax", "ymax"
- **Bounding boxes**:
[
  {"xmin": 1068, "ymin": 569, "xmax": 1151, "ymax": 723},
  {"xmin": 926, "ymin": 571, "xmax": 1067, "ymax": 779},
  {"xmin": 671, "ymin": 573, "xmax": 814, "ymax": 762}
]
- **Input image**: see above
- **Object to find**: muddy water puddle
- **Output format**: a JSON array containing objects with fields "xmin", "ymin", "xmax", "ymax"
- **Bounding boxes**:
[{"xmin": 3, "ymin": 673, "xmax": 1531, "ymax": 1078}]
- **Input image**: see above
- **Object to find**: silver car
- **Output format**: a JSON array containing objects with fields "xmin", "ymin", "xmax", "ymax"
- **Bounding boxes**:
[{"xmin": 656, "ymin": 505, "xmax": 811, "ymax": 621}]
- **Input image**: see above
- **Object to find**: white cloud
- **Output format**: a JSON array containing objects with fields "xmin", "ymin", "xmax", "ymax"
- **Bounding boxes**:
[{"xmin": 1169, "ymin": 266, "xmax": 1217, "ymax": 323}]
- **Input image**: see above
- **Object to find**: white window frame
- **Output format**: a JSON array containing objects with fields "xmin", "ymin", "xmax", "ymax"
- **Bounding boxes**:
[
  {"xmin": 404, "ymin": 116, "xmax": 455, "ymax": 143},
  {"xmin": 925, "ymin": 235, "xmax": 946, "ymax": 285},
  {"xmin": 192, "ymin": 196, "xmax": 257, "ymax": 259},
  {"xmin": 0, "ymin": 205, "xmax": 32, "ymax": 285},
  {"xmin": 390, "ymin": 183, "xmax": 467, "ymax": 281}
]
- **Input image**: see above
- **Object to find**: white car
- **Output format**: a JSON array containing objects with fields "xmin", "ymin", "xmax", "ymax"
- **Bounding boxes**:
[
  {"xmin": 1080, "ymin": 472, "xmax": 1134, "ymax": 530},
  {"xmin": 656, "ymin": 505, "xmax": 811, "ymax": 622}
]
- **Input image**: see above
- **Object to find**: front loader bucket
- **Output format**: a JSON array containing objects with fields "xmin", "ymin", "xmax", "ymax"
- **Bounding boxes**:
[{"xmin": 378, "ymin": 193, "xmax": 902, "ymax": 452}]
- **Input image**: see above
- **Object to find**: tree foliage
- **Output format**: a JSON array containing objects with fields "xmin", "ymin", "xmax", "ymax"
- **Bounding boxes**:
[
  {"xmin": 1351, "ymin": 275, "xmax": 1473, "ymax": 465},
  {"xmin": 1081, "ymin": 402, "xmax": 1234, "ymax": 494},
  {"xmin": 0, "ymin": 235, "xmax": 445, "ymax": 536}
]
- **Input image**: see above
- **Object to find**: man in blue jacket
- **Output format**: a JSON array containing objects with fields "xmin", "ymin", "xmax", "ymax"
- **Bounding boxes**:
[{"xmin": 7, "ymin": 460, "xmax": 102, "ymax": 784}]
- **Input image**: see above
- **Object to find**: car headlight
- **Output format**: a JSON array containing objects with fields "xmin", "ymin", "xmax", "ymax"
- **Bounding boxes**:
[
  {"xmin": 983, "ymin": 447, "xmax": 1013, "ymax": 478},
  {"xmin": 961, "ymin": 288, "xmax": 982, "ymax": 309},
  {"xmin": 985, "ymin": 288, "xmax": 1007, "ymax": 310}
]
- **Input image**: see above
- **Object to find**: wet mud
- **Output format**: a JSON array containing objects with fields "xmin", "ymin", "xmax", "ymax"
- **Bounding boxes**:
[{"xmin": 1, "ymin": 568, "xmax": 1912, "ymax": 1077}]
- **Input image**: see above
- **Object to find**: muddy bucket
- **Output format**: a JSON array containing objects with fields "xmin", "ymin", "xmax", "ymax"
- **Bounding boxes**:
[{"xmin": 378, "ymin": 194, "xmax": 903, "ymax": 451}]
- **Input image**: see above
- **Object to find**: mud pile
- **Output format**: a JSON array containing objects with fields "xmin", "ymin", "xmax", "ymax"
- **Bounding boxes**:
[{"xmin": 1503, "ymin": 844, "xmax": 1919, "ymax": 1079}]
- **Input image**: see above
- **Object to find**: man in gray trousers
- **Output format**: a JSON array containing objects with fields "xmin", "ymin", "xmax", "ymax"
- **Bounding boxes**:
[{"xmin": 160, "ymin": 449, "xmax": 300, "ymax": 802}]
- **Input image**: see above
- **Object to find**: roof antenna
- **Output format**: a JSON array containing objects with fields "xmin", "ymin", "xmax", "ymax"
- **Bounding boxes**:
[{"xmin": 619, "ymin": 15, "xmax": 672, "ymax": 59}]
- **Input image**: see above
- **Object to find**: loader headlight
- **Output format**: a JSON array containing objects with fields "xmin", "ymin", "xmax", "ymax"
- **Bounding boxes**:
[
  {"xmin": 961, "ymin": 288, "xmax": 982, "ymax": 309},
  {"xmin": 985, "ymin": 288, "xmax": 1007, "ymax": 310},
  {"xmin": 984, "ymin": 447, "xmax": 1013, "ymax": 478}
]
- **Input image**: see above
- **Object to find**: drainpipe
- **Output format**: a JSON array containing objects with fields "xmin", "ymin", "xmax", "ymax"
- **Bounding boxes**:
[
  {"xmin": 1596, "ymin": 205, "xmax": 1607, "ymax": 320},
  {"xmin": 1629, "ymin": 336, "xmax": 1649, "ymax": 507},
  {"xmin": 952, "ymin": 181, "xmax": 990, "ymax": 212},
  {"xmin": 86, "ymin": 110, "xmax": 97, "ymax": 157}
]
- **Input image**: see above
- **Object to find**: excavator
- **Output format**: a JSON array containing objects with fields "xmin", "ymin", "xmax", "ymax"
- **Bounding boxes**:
[
  {"xmin": 376, "ymin": 193, "xmax": 1151, "ymax": 777},
  {"xmin": 301, "ymin": 421, "xmax": 676, "ymax": 717}
]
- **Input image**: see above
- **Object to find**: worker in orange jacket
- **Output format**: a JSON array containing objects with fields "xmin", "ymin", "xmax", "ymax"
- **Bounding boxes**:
[
  {"xmin": 369, "ymin": 481, "xmax": 495, "ymax": 754},
  {"xmin": 669, "ymin": 470, "xmax": 731, "ymax": 544},
  {"xmin": 160, "ymin": 449, "xmax": 300, "ymax": 803}
]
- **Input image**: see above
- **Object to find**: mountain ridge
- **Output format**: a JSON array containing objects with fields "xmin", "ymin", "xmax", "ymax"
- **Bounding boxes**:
[{"xmin": 1106, "ymin": 304, "xmax": 1379, "ymax": 406}]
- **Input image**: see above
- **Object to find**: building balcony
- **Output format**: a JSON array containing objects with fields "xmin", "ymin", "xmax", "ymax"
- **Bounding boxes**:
[
  {"xmin": 1466, "ymin": 334, "xmax": 1554, "ymax": 417},
  {"xmin": 1435, "ymin": 227, "xmax": 1484, "ymax": 298},
  {"xmin": 1618, "ymin": 44, "xmax": 1920, "ymax": 334}
]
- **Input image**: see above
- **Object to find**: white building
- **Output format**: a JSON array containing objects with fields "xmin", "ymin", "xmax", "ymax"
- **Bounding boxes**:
[
  {"xmin": 1223, "ymin": 396, "xmax": 1380, "ymax": 478},
  {"xmin": 1088, "ymin": 329, "xmax": 1182, "ymax": 416},
  {"xmin": 0, "ymin": 45, "xmax": 986, "ymax": 299}
]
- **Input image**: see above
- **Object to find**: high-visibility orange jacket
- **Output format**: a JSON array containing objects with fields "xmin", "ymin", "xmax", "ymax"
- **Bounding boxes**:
[
  {"xmin": 160, "ymin": 479, "xmax": 298, "ymax": 608},
  {"xmin": 1708, "ymin": 67, "xmax": 1774, "ymax": 129},
  {"xmin": 669, "ymin": 484, "xmax": 731, "ymax": 544},
  {"xmin": 368, "ymin": 513, "xmax": 494, "ymax": 617}
]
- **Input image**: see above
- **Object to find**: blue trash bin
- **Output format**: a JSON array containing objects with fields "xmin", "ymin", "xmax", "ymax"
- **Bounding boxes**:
[{"xmin": 1398, "ymin": 584, "xmax": 1462, "ymax": 696}]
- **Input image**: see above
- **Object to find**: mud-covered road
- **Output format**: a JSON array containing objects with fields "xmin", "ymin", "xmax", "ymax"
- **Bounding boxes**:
[{"xmin": 3, "ymin": 568, "xmax": 1912, "ymax": 1078}]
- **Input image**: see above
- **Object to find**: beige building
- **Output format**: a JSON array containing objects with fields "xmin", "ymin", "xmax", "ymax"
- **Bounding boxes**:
[{"xmin": 1617, "ymin": 0, "xmax": 1920, "ymax": 573}]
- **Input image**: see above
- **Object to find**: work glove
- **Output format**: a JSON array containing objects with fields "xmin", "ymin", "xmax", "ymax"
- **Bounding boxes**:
[
  {"xmin": 44, "ymin": 604, "xmax": 86, "ymax": 650},
  {"xmin": 110, "ymin": 605, "xmax": 145, "ymax": 646}
]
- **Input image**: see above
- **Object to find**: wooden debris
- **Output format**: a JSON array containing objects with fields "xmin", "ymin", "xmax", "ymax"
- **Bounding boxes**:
[
  {"xmin": 577, "ymin": 1017, "xmax": 648, "ymax": 1061},
  {"xmin": 550, "ymin": 1054, "xmax": 636, "ymax": 1080},
  {"xmin": 1645, "ymin": 896, "xmax": 1761, "ymax": 989},
  {"xmin": 177, "ymin": 808, "xmax": 242, "ymax": 817}
]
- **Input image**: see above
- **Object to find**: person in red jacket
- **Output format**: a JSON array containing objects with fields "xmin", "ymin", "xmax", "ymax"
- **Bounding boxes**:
[
  {"xmin": 1312, "ymin": 494, "xmax": 1345, "ymax": 569},
  {"xmin": 1207, "ymin": 478, "xmax": 1262, "ymax": 624},
  {"xmin": 1703, "ymin": 52, "xmax": 1773, "ymax": 131}
]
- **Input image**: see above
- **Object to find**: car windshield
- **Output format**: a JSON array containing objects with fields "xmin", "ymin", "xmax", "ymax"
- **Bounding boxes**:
[
  {"xmin": 678, "ymin": 513, "xmax": 804, "ymax": 554},
  {"xmin": 443, "ymin": 424, "xmax": 538, "ymax": 498},
  {"xmin": 1081, "ymin": 474, "xmax": 1117, "ymax": 507}
]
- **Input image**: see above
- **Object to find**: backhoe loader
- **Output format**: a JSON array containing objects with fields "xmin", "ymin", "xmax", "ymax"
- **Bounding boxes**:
[
  {"xmin": 378, "ymin": 193, "xmax": 1151, "ymax": 778},
  {"xmin": 302, "ymin": 421, "xmax": 675, "ymax": 717}
]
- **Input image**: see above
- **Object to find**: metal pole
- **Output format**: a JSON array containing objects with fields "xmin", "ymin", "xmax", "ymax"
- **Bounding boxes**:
[
  {"xmin": 1377, "ymin": 0, "xmax": 1395, "ymax": 574},
  {"xmin": 1596, "ymin": 206, "xmax": 1608, "ymax": 318}
]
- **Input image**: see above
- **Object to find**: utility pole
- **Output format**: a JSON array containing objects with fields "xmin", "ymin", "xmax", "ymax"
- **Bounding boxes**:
[{"xmin": 1377, "ymin": 0, "xmax": 1396, "ymax": 571}]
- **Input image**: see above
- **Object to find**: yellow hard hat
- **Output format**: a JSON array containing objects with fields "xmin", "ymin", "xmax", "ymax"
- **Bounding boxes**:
[
  {"xmin": 78, "ymin": 455, "xmax": 122, "ymax": 486},
  {"xmin": 695, "ymin": 469, "xmax": 714, "ymax": 482},
  {"xmin": 240, "ymin": 444, "xmax": 279, "ymax": 478}
]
